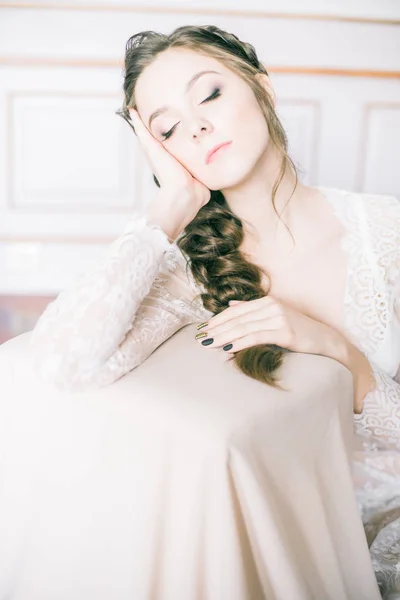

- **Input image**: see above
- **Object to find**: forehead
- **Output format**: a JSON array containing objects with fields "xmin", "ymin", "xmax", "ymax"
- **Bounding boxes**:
[{"xmin": 135, "ymin": 48, "xmax": 229, "ymax": 113}]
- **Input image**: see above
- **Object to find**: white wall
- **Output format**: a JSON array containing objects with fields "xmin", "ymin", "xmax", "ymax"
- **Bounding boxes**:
[{"xmin": 0, "ymin": 1, "xmax": 399, "ymax": 295}]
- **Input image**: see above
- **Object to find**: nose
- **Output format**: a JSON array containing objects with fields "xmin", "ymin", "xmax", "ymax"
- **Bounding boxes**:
[{"xmin": 188, "ymin": 117, "xmax": 213, "ymax": 140}]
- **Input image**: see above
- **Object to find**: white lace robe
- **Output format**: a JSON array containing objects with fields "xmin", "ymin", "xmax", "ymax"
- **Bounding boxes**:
[
  {"xmin": 323, "ymin": 188, "xmax": 400, "ymax": 599},
  {"xmin": 28, "ymin": 187, "xmax": 400, "ymax": 598}
]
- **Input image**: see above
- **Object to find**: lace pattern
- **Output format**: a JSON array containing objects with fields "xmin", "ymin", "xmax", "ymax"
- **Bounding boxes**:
[
  {"xmin": 28, "ymin": 212, "xmax": 210, "ymax": 392},
  {"xmin": 322, "ymin": 188, "xmax": 392, "ymax": 359},
  {"xmin": 323, "ymin": 189, "xmax": 400, "ymax": 599}
]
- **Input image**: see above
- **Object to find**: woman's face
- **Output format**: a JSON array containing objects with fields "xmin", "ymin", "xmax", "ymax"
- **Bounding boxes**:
[{"xmin": 133, "ymin": 48, "xmax": 272, "ymax": 191}]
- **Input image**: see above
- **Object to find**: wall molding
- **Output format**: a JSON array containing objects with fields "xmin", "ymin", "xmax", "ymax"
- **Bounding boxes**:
[
  {"xmin": 1, "ymin": 2, "xmax": 399, "ymax": 25},
  {"xmin": 6, "ymin": 90, "xmax": 139, "ymax": 213},
  {"xmin": 0, "ymin": 56, "xmax": 399, "ymax": 79},
  {"xmin": 356, "ymin": 101, "xmax": 400, "ymax": 191},
  {"xmin": 0, "ymin": 235, "xmax": 115, "ymax": 243}
]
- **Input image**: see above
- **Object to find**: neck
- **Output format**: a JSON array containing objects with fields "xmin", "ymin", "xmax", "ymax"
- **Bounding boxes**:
[{"xmin": 220, "ymin": 143, "xmax": 311, "ymax": 251}]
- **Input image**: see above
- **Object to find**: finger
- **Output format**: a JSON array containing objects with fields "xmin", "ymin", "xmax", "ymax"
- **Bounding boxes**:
[
  {"xmin": 209, "ymin": 296, "xmax": 276, "ymax": 331},
  {"xmin": 206, "ymin": 309, "xmax": 270, "ymax": 340},
  {"xmin": 130, "ymin": 109, "xmax": 162, "ymax": 148},
  {"xmin": 129, "ymin": 108, "xmax": 154, "ymax": 140},
  {"xmin": 219, "ymin": 328, "xmax": 284, "ymax": 353},
  {"xmin": 130, "ymin": 109, "xmax": 190, "ymax": 187},
  {"xmin": 199, "ymin": 318, "xmax": 283, "ymax": 351},
  {"xmin": 129, "ymin": 109, "xmax": 169, "ymax": 170},
  {"xmin": 207, "ymin": 301, "xmax": 279, "ymax": 338}
]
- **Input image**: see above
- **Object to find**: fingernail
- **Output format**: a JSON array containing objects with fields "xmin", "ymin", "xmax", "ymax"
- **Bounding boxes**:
[
  {"xmin": 201, "ymin": 338, "xmax": 214, "ymax": 346},
  {"xmin": 223, "ymin": 343, "xmax": 233, "ymax": 351},
  {"xmin": 197, "ymin": 321, "xmax": 209, "ymax": 330},
  {"xmin": 195, "ymin": 332, "xmax": 208, "ymax": 340}
]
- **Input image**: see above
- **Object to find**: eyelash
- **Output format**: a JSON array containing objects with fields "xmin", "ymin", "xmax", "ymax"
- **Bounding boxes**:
[{"xmin": 161, "ymin": 87, "xmax": 221, "ymax": 141}]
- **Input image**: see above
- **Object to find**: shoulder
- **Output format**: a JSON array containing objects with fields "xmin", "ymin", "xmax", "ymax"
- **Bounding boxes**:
[
  {"xmin": 321, "ymin": 186, "xmax": 399, "ymax": 284},
  {"xmin": 340, "ymin": 188, "xmax": 399, "ymax": 223},
  {"xmin": 355, "ymin": 190, "xmax": 399, "ymax": 220},
  {"xmin": 350, "ymin": 190, "xmax": 400, "ymax": 284},
  {"xmin": 347, "ymin": 190, "xmax": 400, "ymax": 246},
  {"xmin": 324, "ymin": 186, "xmax": 399, "ymax": 232}
]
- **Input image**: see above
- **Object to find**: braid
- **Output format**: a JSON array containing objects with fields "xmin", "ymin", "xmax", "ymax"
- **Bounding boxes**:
[{"xmin": 179, "ymin": 189, "xmax": 287, "ymax": 389}]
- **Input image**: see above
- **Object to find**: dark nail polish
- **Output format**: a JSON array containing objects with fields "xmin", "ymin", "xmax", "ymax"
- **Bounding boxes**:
[
  {"xmin": 223, "ymin": 343, "xmax": 233, "ymax": 351},
  {"xmin": 201, "ymin": 338, "xmax": 214, "ymax": 346}
]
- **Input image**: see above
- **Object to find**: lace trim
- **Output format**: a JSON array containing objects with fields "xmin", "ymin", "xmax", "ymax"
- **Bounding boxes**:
[
  {"xmin": 321, "ymin": 188, "xmax": 392, "ymax": 361},
  {"xmin": 318, "ymin": 189, "xmax": 400, "ymax": 597}
]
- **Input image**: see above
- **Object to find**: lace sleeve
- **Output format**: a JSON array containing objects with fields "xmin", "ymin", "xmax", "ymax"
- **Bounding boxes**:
[
  {"xmin": 395, "ymin": 270, "xmax": 400, "ymax": 320},
  {"xmin": 366, "ymin": 193, "xmax": 400, "ymax": 383},
  {"xmin": 27, "ymin": 213, "xmax": 209, "ymax": 392},
  {"xmin": 381, "ymin": 195, "xmax": 400, "ymax": 372},
  {"xmin": 381, "ymin": 195, "xmax": 400, "ymax": 290},
  {"xmin": 394, "ymin": 270, "xmax": 400, "ymax": 384}
]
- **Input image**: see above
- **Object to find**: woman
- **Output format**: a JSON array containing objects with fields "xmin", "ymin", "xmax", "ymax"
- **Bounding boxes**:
[{"xmin": 29, "ymin": 25, "xmax": 400, "ymax": 596}]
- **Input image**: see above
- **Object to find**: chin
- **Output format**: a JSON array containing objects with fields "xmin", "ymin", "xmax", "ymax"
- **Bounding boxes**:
[{"xmin": 206, "ymin": 160, "xmax": 256, "ymax": 193}]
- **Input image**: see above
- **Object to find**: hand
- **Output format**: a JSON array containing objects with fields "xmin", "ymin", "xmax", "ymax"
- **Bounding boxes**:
[
  {"xmin": 198, "ymin": 298, "xmax": 378, "ymax": 414},
  {"xmin": 195, "ymin": 296, "xmax": 335, "ymax": 357},
  {"xmin": 129, "ymin": 109, "xmax": 211, "ymax": 208}
]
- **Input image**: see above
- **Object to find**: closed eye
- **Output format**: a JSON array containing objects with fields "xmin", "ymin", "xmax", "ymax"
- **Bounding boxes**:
[
  {"xmin": 161, "ymin": 87, "xmax": 221, "ymax": 141},
  {"xmin": 201, "ymin": 87, "xmax": 221, "ymax": 104}
]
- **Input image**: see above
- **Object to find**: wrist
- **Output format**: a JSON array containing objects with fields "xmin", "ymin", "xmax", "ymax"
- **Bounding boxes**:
[
  {"xmin": 144, "ymin": 210, "xmax": 178, "ymax": 243},
  {"xmin": 325, "ymin": 328, "xmax": 375, "ymax": 380},
  {"xmin": 324, "ymin": 327, "xmax": 359, "ymax": 372},
  {"xmin": 323, "ymin": 328, "xmax": 377, "ymax": 413}
]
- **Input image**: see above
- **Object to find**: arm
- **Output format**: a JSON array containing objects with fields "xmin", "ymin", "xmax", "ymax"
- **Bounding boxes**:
[
  {"xmin": 28, "ymin": 212, "xmax": 208, "ymax": 392},
  {"xmin": 321, "ymin": 326, "xmax": 377, "ymax": 414}
]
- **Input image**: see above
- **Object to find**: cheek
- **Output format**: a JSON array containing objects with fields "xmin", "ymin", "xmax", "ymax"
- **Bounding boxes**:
[
  {"xmin": 220, "ymin": 98, "xmax": 270, "ymax": 155},
  {"xmin": 232, "ymin": 101, "xmax": 269, "ymax": 144},
  {"xmin": 202, "ymin": 120, "xmax": 270, "ymax": 190},
  {"xmin": 162, "ymin": 98, "xmax": 270, "ymax": 185},
  {"xmin": 218, "ymin": 94, "xmax": 270, "ymax": 157}
]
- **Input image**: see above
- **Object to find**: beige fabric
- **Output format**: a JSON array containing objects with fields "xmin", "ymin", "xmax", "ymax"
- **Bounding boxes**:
[{"xmin": 0, "ymin": 328, "xmax": 381, "ymax": 600}]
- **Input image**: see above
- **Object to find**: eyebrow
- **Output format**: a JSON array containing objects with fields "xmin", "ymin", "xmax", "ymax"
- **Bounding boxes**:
[{"xmin": 148, "ymin": 70, "xmax": 220, "ymax": 129}]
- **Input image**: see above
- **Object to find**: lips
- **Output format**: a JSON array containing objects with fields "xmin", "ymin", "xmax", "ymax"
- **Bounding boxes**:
[{"xmin": 206, "ymin": 141, "xmax": 232, "ymax": 164}]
